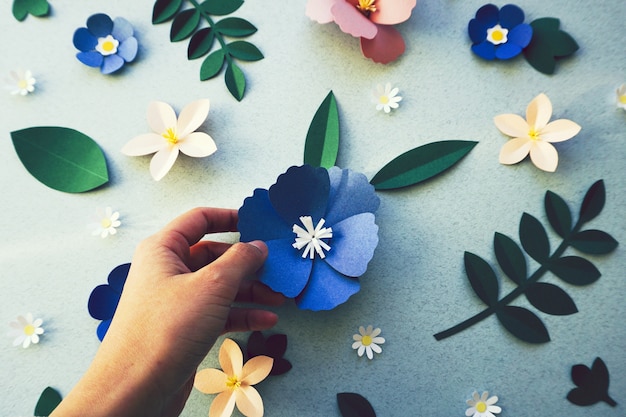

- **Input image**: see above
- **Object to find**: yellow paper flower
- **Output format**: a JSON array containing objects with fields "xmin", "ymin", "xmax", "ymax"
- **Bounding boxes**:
[
  {"xmin": 494, "ymin": 93, "xmax": 581, "ymax": 172},
  {"xmin": 194, "ymin": 338, "xmax": 273, "ymax": 417}
]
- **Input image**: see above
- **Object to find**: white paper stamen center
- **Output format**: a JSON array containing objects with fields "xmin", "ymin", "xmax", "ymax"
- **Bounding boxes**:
[{"xmin": 292, "ymin": 216, "xmax": 333, "ymax": 259}]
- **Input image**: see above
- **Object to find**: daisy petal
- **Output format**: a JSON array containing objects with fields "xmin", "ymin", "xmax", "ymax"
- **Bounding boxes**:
[
  {"xmin": 366, "ymin": 346, "xmax": 373, "ymax": 359},
  {"xmin": 529, "ymin": 141, "xmax": 558, "ymax": 172},
  {"xmin": 372, "ymin": 337, "xmax": 385, "ymax": 344},
  {"xmin": 209, "ymin": 391, "xmax": 237, "ymax": 417},
  {"xmin": 494, "ymin": 114, "xmax": 529, "ymax": 138},
  {"xmin": 371, "ymin": 0, "xmax": 416, "ymax": 25},
  {"xmin": 235, "ymin": 386, "xmax": 264, "ymax": 417},
  {"xmin": 370, "ymin": 327, "xmax": 381, "ymax": 337},
  {"xmin": 489, "ymin": 405, "xmax": 502, "ymax": 413},
  {"xmin": 121, "ymin": 133, "xmax": 164, "ymax": 156},
  {"xmin": 194, "ymin": 368, "xmax": 228, "ymax": 394},
  {"xmin": 540, "ymin": 119, "xmax": 581, "ymax": 142},
  {"xmin": 178, "ymin": 132, "xmax": 217, "ymax": 157},
  {"xmin": 370, "ymin": 343, "xmax": 382, "ymax": 353},
  {"xmin": 357, "ymin": 345, "xmax": 365, "ymax": 356},
  {"xmin": 499, "ymin": 137, "xmax": 531, "ymax": 165},
  {"xmin": 526, "ymin": 93, "xmax": 552, "ymax": 130},
  {"xmin": 149, "ymin": 146, "xmax": 179, "ymax": 181},
  {"xmin": 147, "ymin": 101, "xmax": 177, "ymax": 134},
  {"xmin": 177, "ymin": 99, "xmax": 210, "ymax": 138},
  {"xmin": 352, "ymin": 341, "xmax": 362, "ymax": 349}
]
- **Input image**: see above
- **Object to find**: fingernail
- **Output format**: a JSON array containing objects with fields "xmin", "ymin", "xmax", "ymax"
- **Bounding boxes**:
[{"xmin": 248, "ymin": 240, "xmax": 268, "ymax": 255}]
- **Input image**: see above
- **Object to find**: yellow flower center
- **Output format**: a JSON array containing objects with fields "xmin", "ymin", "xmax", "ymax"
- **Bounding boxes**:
[
  {"xmin": 486, "ymin": 24, "xmax": 508, "ymax": 45},
  {"xmin": 475, "ymin": 401, "xmax": 487, "ymax": 413},
  {"xmin": 162, "ymin": 128, "xmax": 179, "ymax": 144},
  {"xmin": 528, "ymin": 129, "xmax": 540, "ymax": 141},
  {"xmin": 18, "ymin": 80, "xmax": 28, "ymax": 89},
  {"xmin": 101, "ymin": 218, "xmax": 112, "ymax": 228},
  {"xmin": 24, "ymin": 324, "xmax": 35, "ymax": 336},
  {"xmin": 379, "ymin": 95, "xmax": 389, "ymax": 104},
  {"xmin": 226, "ymin": 376, "xmax": 242, "ymax": 390},
  {"xmin": 619, "ymin": 95, "xmax": 626, "ymax": 104},
  {"xmin": 361, "ymin": 335, "xmax": 372, "ymax": 346},
  {"xmin": 491, "ymin": 30, "xmax": 504, "ymax": 42},
  {"xmin": 357, "ymin": 0, "xmax": 376, "ymax": 14},
  {"xmin": 102, "ymin": 40, "xmax": 116, "ymax": 52}
]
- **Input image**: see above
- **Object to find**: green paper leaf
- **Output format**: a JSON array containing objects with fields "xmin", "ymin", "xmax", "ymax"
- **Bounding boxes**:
[
  {"xmin": 201, "ymin": 0, "xmax": 244, "ymax": 15},
  {"xmin": 215, "ymin": 17, "xmax": 257, "ymax": 37},
  {"xmin": 552, "ymin": 30, "xmax": 579, "ymax": 57},
  {"xmin": 496, "ymin": 305, "xmax": 550, "ymax": 344},
  {"xmin": 304, "ymin": 91, "xmax": 339, "ymax": 168},
  {"xmin": 570, "ymin": 230, "xmax": 619, "ymax": 255},
  {"xmin": 188, "ymin": 27, "xmax": 214, "ymax": 60},
  {"xmin": 545, "ymin": 190, "xmax": 572, "ymax": 238},
  {"xmin": 337, "ymin": 393, "xmax": 376, "ymax": 417},
  {"xmin": 519, "ymin": 213, "xmax": 550, "ymax": 263},
  {"xmin": 200, "ymin": 49, "xmax": 225, "ymax": 80},
  {"xmin": 13, "ymin": 0, "xmax": 49, "ymax": 21},
  {"xmin": 550, "ymin": 256, "xmax": 600, "ymax": 286},
  {"xmin": 568, "ymin": 358, "xmax": 617, "ymax": 407},
  {"xmin": 170, "ymin": 8, "xmax": 200, "ymax": 42},
  {"xmin": 227, "ymin": 40, "xmax": 264, "ymax": 61},
  {"xmin": 526, "ymin": 282, "xmax": 578, "ymax": 316},
  {"xmin": 523, "ymin": 18, "xmax": 579, "ymax": 75},
  {"xmin": 464, "ymin": 252, "xmax": 499, "ymax": 306},
  {"xmin": 494, "ymin": 232, "xmax": 527, "ymax": 285},
  {"xmin": 579, "ymin": 180, "xmax": 605, "ymax": 223},
  {"xmin": 152, "ymin": 0, "xmax": 182, "ymax": 24},
  {"xmin": 11, "ymin": 127, "xmax": 109, "ymax": 193},
  {"xmin": 371, "ymin": 141, "xmax": 477, "ymax": 190},
  {"xmin": 34, "ymin": 386, "xmax": 62, "ymax": 416},
  {"xmin": 225, "ymin": 61, "xmax": 246, "ymax": 101}
]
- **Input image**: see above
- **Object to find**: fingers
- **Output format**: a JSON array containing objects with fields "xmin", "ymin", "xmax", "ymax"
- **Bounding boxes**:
[
  {"xmin": 157, "ymin": 207, "xmax": 239, "ymax": 247},
  {"xmin": 223, "ymin": 308, "xmax": 279, "ymax": 334},
  {"xmin": 188, "ymin": 241, "xmax": 232, "ymax": 271},
  {"xmin": 235, "ymin": 280, "xmax": 286, "ymax": 306}
]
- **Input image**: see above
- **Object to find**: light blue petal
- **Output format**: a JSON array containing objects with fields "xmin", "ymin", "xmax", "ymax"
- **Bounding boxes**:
[
  {"xmin": 296, "ymin": 260, "xmax": 360, "ymax": 311},
  {"xmin": 112, "ymin": 16, "xmax": 134, "ymax": 42},
  {"xmin": 508, "ymin": 23, "xmax": 533, "ymax": 49},
  {"xmin": 73, "ymin": 27, "xmax": 97, "ymax": 52},
  {"xmin": 77, "ymin": 51, "xmax": 104, "ymax": 68},
  {"xmin": 325, "ymin": 167, "xmax": 379, "ymax": 225},
  {"xmin": 238, "ymin": 188, "xmax": 292, "ymax": 242},
  {"xmin": 118, "ymin": 37, "xmax": 138, "ymax": 62},
  {"xmin": 325, "ymin": 213, "xmax": 378, "ymax": 277},
  {"xmin": 495, "ymin": 42, "xmax": 523, "ymax": 60},
  {"xmin": 101, "ymin": 54, "xmax": 125, "ymax": 74},
  {"xmin": 87, "ymin": 13, "xmax": 113, "ymax": 37},
  {"xmin": 260, "ymin": 238, "xmax": 312, "ymax": 298}
]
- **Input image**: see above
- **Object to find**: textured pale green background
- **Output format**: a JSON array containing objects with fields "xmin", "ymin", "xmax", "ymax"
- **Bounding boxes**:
[{"xmin": 1, "ymin": 1, "xmax": 624, "ymax": 416}]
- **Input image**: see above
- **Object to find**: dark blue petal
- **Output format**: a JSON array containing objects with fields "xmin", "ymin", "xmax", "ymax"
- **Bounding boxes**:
[
  {"xmin": 325, "ymin": 213, "xmax": 378, "ymax": 277},
  {"xmin": 108, "ymin": 263, "xmax": 130, "ymax": 292},
  {"xmin": 471, "ymin": 41, "xmax": 496, "ymax": 60},
  {"xmin": 238, "ymin": 188, "xmax": 292, "ymax": 242},
  {"xmin": 112, "ymin": 17, "xmax": 134, "ymax": 42},
  {"xmin": 295, "ymin": 260, "xmax": 360, "ymax": 311},
  {"xmin": 468, "ymin": 19, "xmax": 488, "ymax": 43},
  {"xmin": 87, "ymin": 13, "xmax": 114, "ymax": 37},
  {"xmin": 77, "ymin": 51, "xmax": 103, "ymax": 68},
  {"xmin": 499, "ymin": 4, "xmax": 525, "ymax": 29},
  {"xmin": 118, "ymin": 37, "xmax": 138, "ymax": 62},
  {"xmin": 88, "ymin": 284, "xmax": 121, "ymax": 320},
  {"xmin": 475, "ymin": 4, "xmax": 499, "ymax": 26},
  {"xmin": 101, "ymin": 54, "xmax": 125, "ymax": 74},
  {"xmin": 495, "ymin": 42, "xmax": 522, "ymax": 59},
  {"xmin": 260, "ymin": 238, "xmax": 312, "ymax": 298},
  {"xmin": 325, "ymin": 167, "xmax": 379, "ymax": 225},
  {"xmin": 96, "ymin": 320, "xmax": 112, "ymax": 341},
  {"xmin": 268, "ymin": 165, "xmax": 329, "ymax": 227},
  {"xmin": 73, "ymin": 28, "xmax": 97, "ymax": 52},
  {"xmin": 508, "ymin": 23, "xmax": 533, "ymax": 48}
]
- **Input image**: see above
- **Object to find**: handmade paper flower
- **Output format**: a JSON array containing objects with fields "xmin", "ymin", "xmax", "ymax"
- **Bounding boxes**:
[
  {"xmin": 5, "ymin": 69, "xmax": 36, "ymax": 95},
  {"xmin": 89, "ymin": 207, "xmax": 121, "ymax": 238},
  {"xmin": 194, "ymin": 338, "xmax": 273, "ymax": 417},
  {"xmin": 616, "ymin": 84, "xmax": 626, "ymax": 110},
  {"xmin": 8, "ymin": 313, "xmax": 44, "ymax": 348},
  {"xmin": 72, "ymin": 13, "xmax": 138, "ymax": 74},
  {"xmin": 306, "ymin": 0, "xmax": 417, "ymax": 63},
  {"xmin": 373, "ymin": 83, "xmax": 401, "ymax": 113},
  {"xmin": 494, "ymin": 93, "xmax": 581, "ymax": 172},
  {"xmin": 468, "ymin": 4, "xmax": 533, "ymax": 60},
  {"xmin": 88, "ymin": 263, "xmax": 129, "ymax": 341},
  {"xmin": 121, "ymin": 99, "xmax": 217, "ymax": 181},
  {"xmin": 239, "ymin": 165, "xmax": 379, "ymax": 310},
  {"xmin": 352, "ymin": 325, "xmax": 385, "ymax": 360},
  {"xmin": 465, "ymin": 391, "xmax": 501, "ymax": 417}
]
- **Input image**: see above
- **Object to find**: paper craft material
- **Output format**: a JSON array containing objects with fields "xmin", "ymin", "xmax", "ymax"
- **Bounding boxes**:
[
  {"xmin": 12, "ymin": 0, "xmax": 49, "ymax": 21},
  {"xmin": 567, "ymin": 357, "xmax": 617, "ymax": 407},
  {"xmin": 337, "ymin": 392, "xmax": 377, "ymax": 417},
  {"xmin": 246, "ymin": 331, "xmax": 292, "ymax": 376},
  {"xmin": 5, "ymin": 69, "xmax": 36, "ymax": 95},
  {"xmin": 304, "ymin": 91, "xmax": 339, "ymax": 169},
  {"xmin": 88, "ymin": 263, "xmax": 130, "ymax": 341},
  {"xmin": 616, "ymin": 84, "xmax": 626, "ymax": 110},
  {"xmin": 352, "ymin": 325, "xmax": 385, "ymax": 360},
  {"xmin": 372, "ymin": 83, "xmax": 402, "ymax": 113},
  {"xmin": 34, "ymin": 387, "xmax": 62, "ymax": 416},
  {"xmin": 523, "ymin": 18, "xmax": 579, "ymax": 74},
  {"xmin": 89, "ymin": 207, "xmax": 121, "ymax": 238},
  {"xmin": 8, "ymin": 313, "xmax": 44, "ymax": 348},
  {"xmin": 465, "ymin": 391, "xmax": 501, "ymax": 417}
]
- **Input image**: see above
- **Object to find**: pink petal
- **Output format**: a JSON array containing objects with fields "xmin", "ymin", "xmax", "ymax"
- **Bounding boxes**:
[
  {"xmin": 529, "ymin": 141, "xmax": 558, "ymax": 172},
  {"xmin": 178, "ymin": 132, "xmax": 217, "ymax": 157},
  {"xmin": 370, "ymin": 0, "xmax": 416, "ymax": 24},
  {"xmin": 494, "ymin": 114, "xmax": 529, "ymax": 138},
  {"xmin": 305, "ymin": 0, "xmax": 338, "ymax": 23},
  {"xmin": 360, "ymin": 25, "xmax": 405, "ymax": 63},
  {"xmin": 331, "ymin": 1, "xmax": 377, "ymax": 39},
  {"xmin": 241, "ymin": 356, "xmax": 273, "ymax": 385},
  {"xmin": 235, "ymin": 387, "xmax": 264, "ymax": 417},
  {"xmin": 540, "ymin": 119, "xmax": 581, "ymax": 143},
  {"xmin": 220, "ymin": 338, "xmax": 243, "ymax": 378},
  {"xmin": 209, "ymin": 391, "xmax": 236, "ymax": 417},
  {"xmin": 194, "ymin": 368, "xmax": 228, "ymax": 394},
  {"xmin": 499, "ymin": 137, "xmax": 531, "ymax": 165},
  {"xmin": 147, "ymin": 101, "xmax": 177, "ymax": 134},
  {"xmin": 121, "ymin": 133, "xmax": 164, "ymax": 156},
  {"xmin": 177, "ymin": 99, "xmax": 210, "ymax": 138},
  {"xmin": 526, "ymin": 93, "xmax": 552, "ymax": 131},
  {"xmin": 150, "ymin": 146, "xmax": 179, "ymax": 181}
]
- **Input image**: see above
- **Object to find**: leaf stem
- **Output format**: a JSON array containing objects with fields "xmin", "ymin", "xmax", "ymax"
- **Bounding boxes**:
[
  {"xmin": 188, "ymin": 0, "xmax": 232, "ymax": 64},
  {"xmin": 604, "ymin": 395, "xmax": 618, "ymax": 407}
]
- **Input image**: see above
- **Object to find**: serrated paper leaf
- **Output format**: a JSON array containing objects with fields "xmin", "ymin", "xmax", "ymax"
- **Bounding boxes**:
[
  {"xmin": 200, "ymin": 49, "xmax": 225, "ymax": 80},
  {"xmin": 215, "ymin": 17, "xmax": 257, "ymax": 37},
  {"xmin": 188, "ymin": 27, "xmax": 215, "ymax": 59},
  {"xmin": 523, "ymin": 18, "xmax": 579, "ymax": 75},
  {"xmin": 34, "ymin": 386, "xmax": 62, "ymax": 416},
  {"xmin": 496, "ymin": 305, "xmax": 550, "ymax": 344},
  {"xmin": 579, "ymin": 180, "xmax": 605, "ymax": 223},
  {"xmin": 201, "ymin": 0, "xmax": 244, "ymax": 15},
  {"xmin": 225, "ymin": 61, "xmax": 246, "ymax": 101},
  {"xmin": 568, "ymin": 358, "xmax": 617, "ymax": 407},
  {"xmin": 494, "ymin": 232, "xmax": 527, "ymax": 285},
  {"xmin": 526, "ymin": 282, "xmax": 577, "ymax": 315},
  {"xmin": 12, "ymin": 0, "xmax": 49, "ymax": 21},
  {"xmin": 337, "ymin": 393, "xmax": 376, "ymax": 417},
  {"xmin": 464, "ymin": 252, "xmax": 499, "ymax": 306},
  {"xmin": 170, "ymin": 8, "xmax": 200, "ymax": 42},
  {"xmin": 570, "ymin": 230, "xmax": 618, "ymax": 255},
  {"xmin": 370, "ymin": 141, "xmax": 477, "ymax": 190},
  {"xmin": 227, "ymin": 40, "xmax": 264, "ymax": 61},
  {"xmin": 550, "ymin": 256, "xmax": 600, "ymax": 286},
  {"xmin": 545, "ymin": 190, "xmax": 572, "ymax": 238},
  {"xmin": 519, "ymin": 213, "xmax": 550, "ymax": 263},
  {"xmin": 11, "ymin": 127, "xmax": 109, "ymax": 193},
  {"xmin": 304, "ymin": 91, "xmax": 339, "ymax": 168},
  {"xmin": 152, "ymin": 0, "xmax": 182, "ymax": 24}
]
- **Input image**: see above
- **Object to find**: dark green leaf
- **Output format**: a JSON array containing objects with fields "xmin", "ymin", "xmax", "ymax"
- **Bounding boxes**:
[
  {"xmin": 496, "ymin": 305, "xmax": 550, "ymax": 344},
  {"xmin": 246, "ymin": 331, "xmax": 292, "ymax": 376},
  {"xmin": 199, "ymin": 49, "xmax": 225, "ymax": 80},
  {"xmin": 11, "ymin": 127, "xmax": 109, "ymax": 193},
  {"xmin": 550, "ymin": 256, "xmax": 600, "ymax": 286},
  {"xmin": 304, "ymin": 91, "xmax": 339, "ymax": 168},
  {"xmin": 337, "ymin": 393, "xmax": 376, "ymax": 417},
  {"xmin": 523, "ymin": 18, "xmax": 579, "ymax": 75},
  {"xmin": 544, "ymin": 190, "xmax": 572, "ymax": 238},
  {"xmin": 568, "ymin": 358, "xmax": 617, "ymax": 407},
  {"xmin": 13, "ymin": 0, "xmax": 49, "ymax": 21},
  {"xmin": 494, "ymin": 232, "xmax": 527, "ymax": 285},
  {"xmin": 526, "ymin": 282, "xmax": 577, "ymax": 315},
  {"xmin": 519, "ymin": 213, "xmax": 550, "ymax": 263},
  {"xmin": 370, "ymin": 141, "xmax": 477, "ymax": 190},
  {"xmin": 579, "ymin": 180, "xmax": 605, "ymax": 223},
  {"xmin": 227, "ymin": 40, "xmax": 264, "ymax": 61},
  {"xmin": 170, "ymin": 8, "xmax": 200, "ymax": 42},
  {"xmin": 201, "ymin": 0, "xmax": 244, "ymax": 15},
  {"xmin": 215, "ymin": 17, "xmax": 257, "ymax": 37},
  {"xmin": 188, "ymin": 27, "xmax": 215, "ymax": 59},
  {"xmin": 570, "ymin": 230, "xmax": 618, "ymax": 255},
  {"xmin": 552, "ymin": 30, "xmax": 579, "ymax": 57},
  {"xmin": 464, "ymin": 252, "xmax": 499, "ymax": 306},
  {"xmin": 225, "ymin": 61, "xmax": 246, "ymax": 101},
  {"xmin": 34, "ymin": 386, "xmax": 62, "ymax": 416},
  {"xmin": 266, "ymin": 334, "xmax": 288, "ymax": 357},
  {"xmin": 152, "ymin": 0, "xmax": 182, "ymax": 24},
  {"xmin": 246, "ymin": 331, "xmax": 265, "ymax": 357}
]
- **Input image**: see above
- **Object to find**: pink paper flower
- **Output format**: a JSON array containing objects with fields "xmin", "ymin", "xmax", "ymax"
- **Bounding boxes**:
[{"xmin": 306, "ymin": 0, "xmax": 417, "ymax": 63}]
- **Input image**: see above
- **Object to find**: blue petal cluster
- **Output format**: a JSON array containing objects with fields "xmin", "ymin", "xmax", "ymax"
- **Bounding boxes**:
[
  {"xmin": 73, "ymin": 14, "xmax": 138, "ymax": 74},
  {"xmin": 88, "ymin": 263, "xmax": 129, "ymax": 341},
  {"xmin": 468, "ymin": 4, "xmax": 533, "ymax": 60},
  {"xmin": 238, "ymin": 165, "xmax": 380, "ymax": 311}
]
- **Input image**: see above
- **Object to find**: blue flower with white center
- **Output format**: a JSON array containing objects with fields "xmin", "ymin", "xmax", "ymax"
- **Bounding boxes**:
[
  {"xmin": 468, "ymin": 4, "xmax": 533, "ymax": 60},
  {"xmin": 73, "ymin": 14, "xmax": 138, "ymax": 74},
  {"xmin": 238, "ymin": 165, "xmax": 380, "ymax": 311},
  {"xmin": 88, "ymin": 263, "xmax": 129, "ymax": 341}
]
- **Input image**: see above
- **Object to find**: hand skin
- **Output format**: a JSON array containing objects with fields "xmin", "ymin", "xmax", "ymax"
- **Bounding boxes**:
[{"xmin": 51, "ymin": 208, "xmax": 285, "ymax": 417}]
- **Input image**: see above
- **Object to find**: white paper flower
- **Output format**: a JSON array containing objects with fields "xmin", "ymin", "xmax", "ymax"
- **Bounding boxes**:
[
  {"xmin": 5, "ymin": 69, "xmax": 36, "ymax": 95},
  {"xmin": 121, "ymin": 99, "xmax": 217, "ymax": 181},
  {"xmin": 8, "ymin": 313, "xmax": 44, "ymax": 348},
  {"xmin": 352, "ymin": 325, "xmax": 385, "ymax": 360},
  {"xmin": 89, "ymin": 207, "xmax": 121, "ymax": 238},
  {"xmin": 373, "ymin": 83, "xmax": 402, "ymax": 113},
  {"xmin": 465, "ymin": 391, "xmax": 502, "ymax": 417},
  {"xmin": 616, "ymin": 84, "xmax": 626, "ymax": 110}
]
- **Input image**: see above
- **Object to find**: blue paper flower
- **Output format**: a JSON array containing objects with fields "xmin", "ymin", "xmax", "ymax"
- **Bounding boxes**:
[
  {"xmin": 73, "ymin": 14, "xmax": 138, "ymax": 74},
  {"xmin": 238, "ymin": 165, "xmax": 379, "ymax": 311},
  {"xmin": 88, "ymin": 263, "xmax": 129, "ymax": 341},
  {"xmin": 468, "ymin": 4, "xmax": 533, "ymax": 60}
]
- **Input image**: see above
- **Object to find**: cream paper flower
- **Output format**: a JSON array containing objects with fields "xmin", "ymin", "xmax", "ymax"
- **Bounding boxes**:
[
  {"xmin": 8, "ymin": 313, "xmax": 44, "ymax": 348},
  {"xmin": 122, "ymin": 99, "xmax": 217, "ymax": 181},
  {"xmin": 373, "ymin": 83, "xmax": 402, "ymax": 113},
  {"xmin": 89, "ymin": 207, "xmax": 121, "ymax": 238},
  {"xmin": 5, "ymin": 69, "xmax": 36, "ymax": 95},
  {"xmin": 494, "ymin": 93, "xmax": 581, "ymax": 172},
  {"xmin": 616, "ymin": 84, "xmax": 626, "ymax": 110},
  {"xmin": 352, "ymin": 325, "xmax": 385, "ymax": 360},
  {"xmin": 465, "ymin": 391, "xmax": 501, "ymax": 417}
]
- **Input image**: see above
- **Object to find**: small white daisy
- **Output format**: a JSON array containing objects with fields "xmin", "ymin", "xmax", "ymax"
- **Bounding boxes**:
[
  {"xmin": 372, "ymin": 83, "xmax": 402, "ymax": 113},
  {"xmin": 616, "ymin": 84, "xmax": 626, "ymax": 110},
  {"xmin": 8, "ymin": 313, "xmax": 44, "ymax": 348},
  {"xmin": 465, "ymin": 391, "xmax": 502, "ymax": 417},
  {"xmin": 352, "ymin": 325, "xmax": 385, "ymax": 360},
  {"xmin": 90, "ymin": 207, "xmax": 121, "ymax": 238},
  {"xmin": 5, "ymin": 69, "xmax": 36, "ymax": 96}
]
